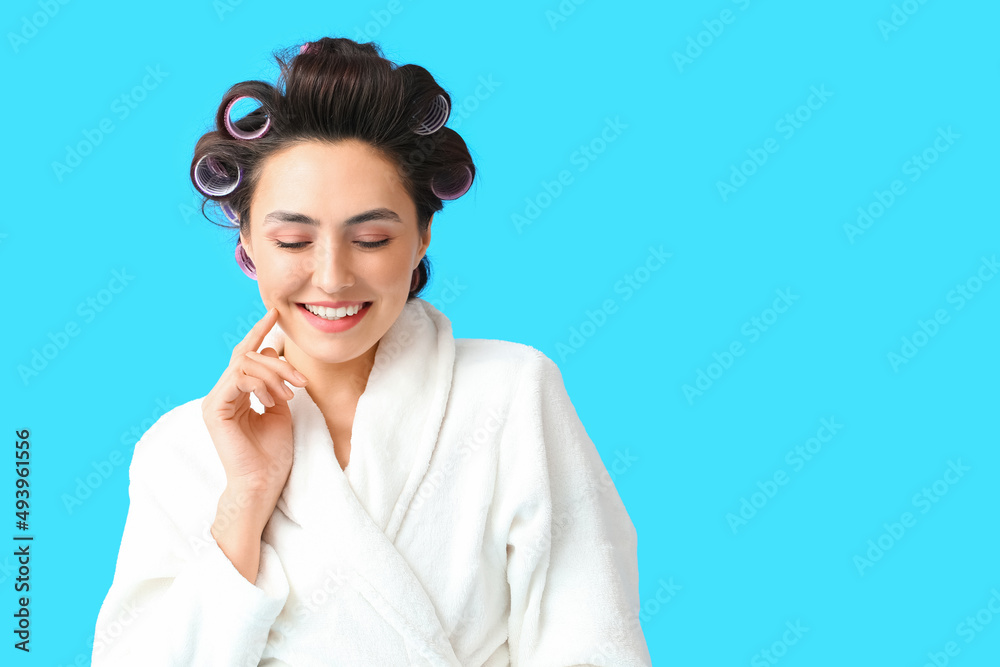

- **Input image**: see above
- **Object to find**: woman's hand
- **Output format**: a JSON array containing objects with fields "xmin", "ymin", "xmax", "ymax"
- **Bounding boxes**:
[{"xmin": 201, "ymin": 307, "xmax": 307, "ymax": 581}]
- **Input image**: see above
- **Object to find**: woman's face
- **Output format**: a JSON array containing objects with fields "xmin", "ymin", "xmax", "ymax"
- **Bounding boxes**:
[{"xmin": 241, "ymin": 138, "xmax": 431, "ymax": 366}]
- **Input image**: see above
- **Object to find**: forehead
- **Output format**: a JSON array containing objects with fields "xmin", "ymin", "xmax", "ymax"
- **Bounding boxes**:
[{"xmin": 252, "ymin": 139, "xmax": 412, "ymax": 219}]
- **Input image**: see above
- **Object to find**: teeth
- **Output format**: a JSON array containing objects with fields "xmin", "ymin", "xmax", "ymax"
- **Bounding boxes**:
[{"xmin": 303, "ymin": 303, "xmax": 365, "ymax": 320}]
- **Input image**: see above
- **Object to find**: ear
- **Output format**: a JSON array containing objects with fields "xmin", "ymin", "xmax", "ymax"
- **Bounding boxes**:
[
  {"xmin": 239, "ymin": 231, "xmax": 253, "ymax": 262},
  {"xmin": 416, "ymin": 215, "xmax": 433, "ymax": 265}
]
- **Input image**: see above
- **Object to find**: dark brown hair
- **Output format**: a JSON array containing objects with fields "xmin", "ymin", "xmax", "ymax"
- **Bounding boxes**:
[{"xmin": 190, "ymin": 36, "xmax": 477, "ymax": 299}]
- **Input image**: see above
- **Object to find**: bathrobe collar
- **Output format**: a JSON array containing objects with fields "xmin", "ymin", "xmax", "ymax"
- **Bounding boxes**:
[
  {"xmin": 256, "ymin": 297, "xmax": 456, "ymax": 540},
  {"xmin": 255, "ymin": 298, "xmax": 461, "ymax": 665}
]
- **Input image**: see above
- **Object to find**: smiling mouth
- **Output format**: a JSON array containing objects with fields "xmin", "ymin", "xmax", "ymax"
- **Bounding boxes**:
[{"xmin": 299, "ymin": 302, "xmax": 372, "ymax": 320}]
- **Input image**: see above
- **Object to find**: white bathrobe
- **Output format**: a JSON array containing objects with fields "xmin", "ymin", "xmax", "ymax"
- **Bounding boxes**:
[{"xmin": 92, "ymin": 298, "xmax": 651, "ymax": 666}]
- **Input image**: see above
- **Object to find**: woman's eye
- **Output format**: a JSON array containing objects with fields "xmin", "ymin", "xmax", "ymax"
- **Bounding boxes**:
[
  {"xmin": 272, "ymin": 239, "xmax": 390, "ymax": 249},
  {"xmin": 356, "ymin": 239, "xmax": 390, "ymax": 249}
]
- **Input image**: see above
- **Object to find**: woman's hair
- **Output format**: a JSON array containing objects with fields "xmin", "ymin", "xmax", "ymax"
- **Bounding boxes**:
[{"xmin": 189, "ymin": 36, "xmax": 477, "ymax": 299}]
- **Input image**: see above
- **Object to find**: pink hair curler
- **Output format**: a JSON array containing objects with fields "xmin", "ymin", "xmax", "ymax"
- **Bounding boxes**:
[
  {"xmin": 194, "ymin": 155, "xmax": 241, "ymax": 197},
  {"xmin": 220, "ymin": 202, "xmax": 240, "ymax": 226},
  {"xmin": 235, "ymin": 240, "xmax": 257, "ymax": 280},
  {"xmin": 224, "ymin": 95, "xmax": 271, "ymax": 140},
  {"xmin": 432, "ymin": 164, "xmax": 473, "ymax": 200},
  {"xmin": 413, "ymin": 94, "xmax": 450, "ymax": 135}
]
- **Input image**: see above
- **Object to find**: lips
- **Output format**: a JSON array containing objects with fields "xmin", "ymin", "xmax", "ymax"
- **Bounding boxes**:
[
  {"xmin": 297, "ymin": 301, "xmax": 372, "ymax": 333},
  {"xmin": 299, "ymin": 301, "xmax": 371, "ymax": 308},
  {"xmin": 301, "ymin": 302, "xmax": 370, "ymax": 320}
]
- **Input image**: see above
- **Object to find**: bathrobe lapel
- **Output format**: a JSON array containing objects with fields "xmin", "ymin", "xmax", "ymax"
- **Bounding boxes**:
[{"xmin": 256, "ymin": 299, "xmax": 460, "ymax": 665}]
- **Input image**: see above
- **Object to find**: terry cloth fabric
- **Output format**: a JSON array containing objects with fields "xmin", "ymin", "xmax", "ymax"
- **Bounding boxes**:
[{"xmin": 92, "ymin": 298, "xmax": 652, "ymax": 666}]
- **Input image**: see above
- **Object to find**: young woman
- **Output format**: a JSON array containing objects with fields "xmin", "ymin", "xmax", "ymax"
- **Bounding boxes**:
[{"xmin": 92, "ymin": 36, "xmax": 651, "ymax": 666}]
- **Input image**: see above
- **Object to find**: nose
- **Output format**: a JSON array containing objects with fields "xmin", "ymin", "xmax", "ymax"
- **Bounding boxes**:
[{"xmin": 308, "ymin": 239, "xmax": 355, "ymax": 293}]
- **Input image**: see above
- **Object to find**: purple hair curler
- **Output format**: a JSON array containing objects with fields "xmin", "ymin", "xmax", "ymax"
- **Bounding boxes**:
[
  {"xmin": 224, "ymin": 95, "xmax": 271, "ymax": 140},
  {"xmin": 235, "ymin": 240, "xmax": 257, "ymax": 280},
  {"xmin": 220, "ymin": 202, "xmax": 240, "ymax": 226},
  {"xmin": 299, "ymin": 42, "xmax": 311, "ymax": 54},
  {"xmin": 194, "ymin": 155, "xmax": 241, "ymax": 197},
  {"xmin": 432, "ymin": 164, "xmax": 473, "ymax": 200},
  {"xmin": 413, "ymin": 94, "xmax": 450, "ymax": 135}
]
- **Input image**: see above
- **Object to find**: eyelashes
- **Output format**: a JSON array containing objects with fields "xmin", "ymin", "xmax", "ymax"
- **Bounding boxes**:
[{"xmin": 273, "ymin": 239, "xmax": 390, "ymax": 249}]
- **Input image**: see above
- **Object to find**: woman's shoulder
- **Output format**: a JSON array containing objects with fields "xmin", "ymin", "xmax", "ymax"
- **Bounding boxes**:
[
  {"xmin": 126, "ymin": 396, "xmax": 224, "ymax": 494},
  {"xmin": 453, "ymin": 337, "xmax": 566, "ymax": 400},
  {"xmin": 454, "ymin": 337, "xmax": 556, "ymax": 376}
]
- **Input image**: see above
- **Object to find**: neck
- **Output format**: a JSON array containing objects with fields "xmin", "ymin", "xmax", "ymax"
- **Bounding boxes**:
[{"xmin": 283, "ymin": 337, "xmax": 379, "ymax": 406}]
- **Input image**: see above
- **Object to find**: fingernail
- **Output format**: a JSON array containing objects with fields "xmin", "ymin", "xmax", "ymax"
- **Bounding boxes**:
[{"xmin": 293, "ymin": 371, "xmax": 307, "ymax": 383}]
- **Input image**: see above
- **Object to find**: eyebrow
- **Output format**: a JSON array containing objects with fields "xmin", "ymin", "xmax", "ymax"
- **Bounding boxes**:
[{"xmin": 263, "ymin": 208, "xmax": 402, "ymax": 227}]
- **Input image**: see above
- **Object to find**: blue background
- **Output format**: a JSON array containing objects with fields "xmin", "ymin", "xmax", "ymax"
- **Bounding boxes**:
[{"xmin": 3, "ymin": 0, "xmax": 998, "ymax": 664}]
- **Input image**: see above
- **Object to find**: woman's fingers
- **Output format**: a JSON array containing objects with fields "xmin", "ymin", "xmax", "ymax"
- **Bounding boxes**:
[
  {"xmin": 207, "ymin": 307, "xmax": 296, "ymax": 418},
  {"xmin": 231, "ymin": 307, "xmax": 279, "ymax": 362},
  {"xmin": 234, "ymin": 372, "xmax": 275, "ymax": 407},
  {"xmin": 245, "ymin": 349, "xmax": 308, "ymax": 389},
  {"xmin": 240, "ymin": 353, "xmax": 296, "ymax": 402}
]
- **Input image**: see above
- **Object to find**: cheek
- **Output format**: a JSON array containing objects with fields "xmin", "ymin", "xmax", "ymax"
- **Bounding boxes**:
[
  {"xmin": 263, "ymin": 247, "xmax": 314, "ymax": 273},
  {"xmin": 381, "ymin": 256, "xmax": 417, "ymax": 289},
  {"xmin": 354, "ymin": 250, "xmax": 411, "ymax": 284},
  {"xmin": 256, "ymin": 252, "xmax": 307, "ymax": 288}
]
